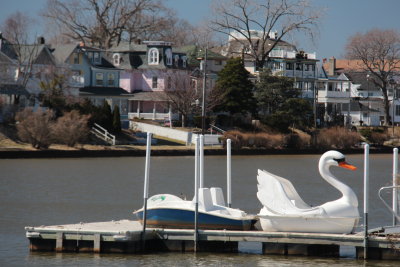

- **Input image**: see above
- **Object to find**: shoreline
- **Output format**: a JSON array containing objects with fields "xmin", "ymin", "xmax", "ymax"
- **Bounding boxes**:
[{"xmin": 0, "ymin": 146, "xmax": 395, "ymax": 159}]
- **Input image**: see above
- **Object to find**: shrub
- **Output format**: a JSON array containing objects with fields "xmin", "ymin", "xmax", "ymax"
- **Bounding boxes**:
[
  {"xmin": 15, "ymin": 108, "xmax": 55, "ymax": 149},
  {"xmin": 221, "ymin": 130, "xmax": 285, "ymax": 149},
  {"xmin": 359, "ymin": 127, "xmax": 389, "ymax": 145},
  {"xmin": 52, "ymin": 110, "xmax": 90, "ymax": 147},
  {"xmin": 284, "ymin": 133, "xmax": 311, "ymax": 149},
  {"xmin": 317, "ymin": 127, "xmax": 361, "ymax": 149}
]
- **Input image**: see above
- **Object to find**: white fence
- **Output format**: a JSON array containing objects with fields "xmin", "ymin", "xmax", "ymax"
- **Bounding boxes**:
[{"xmin": 131, "ymin": 121, "xmax": 222, "ymax": 146}]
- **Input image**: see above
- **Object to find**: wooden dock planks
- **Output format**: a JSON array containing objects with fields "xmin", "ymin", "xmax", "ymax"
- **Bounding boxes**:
[{"xmin": 25, "ymin": 220, "xmax": 400, "ymax": 260}]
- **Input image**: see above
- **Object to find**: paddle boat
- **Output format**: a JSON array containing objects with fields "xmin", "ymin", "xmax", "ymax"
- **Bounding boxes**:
[
  {"xmin": 134, "ymin": 188, "xmax": 257, "ymax": 230},
  {"xmin": 257, "ymin": 150, "xmax": 359, "ymax": 234},
  {"xmin": 134, "ymin": 134, "xmax": 257, "ymax": 231}
]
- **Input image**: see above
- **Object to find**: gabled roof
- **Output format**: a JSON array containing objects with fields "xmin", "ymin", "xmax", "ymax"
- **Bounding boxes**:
[
  {"xmin": 51, "ymin": 44, "xmax": 78, "ymax": 64},
  {"xmin": 343, "ymin": 72, "xmax": 381, "ymax": 91}
]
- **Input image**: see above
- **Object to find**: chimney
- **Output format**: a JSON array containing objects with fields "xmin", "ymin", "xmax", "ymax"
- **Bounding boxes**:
[
  {"xmin": 328, "ymin": 56, "xmax": 336, "ymax": 76},
  {"xmin": 37, "ymin": 36, "xmax": 45, "ymax": 44}
]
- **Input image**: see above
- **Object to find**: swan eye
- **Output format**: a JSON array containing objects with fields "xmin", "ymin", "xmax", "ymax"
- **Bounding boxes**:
[{"xmin": 334, "ymin": 158, "xmax": 345, "ymax": 163}]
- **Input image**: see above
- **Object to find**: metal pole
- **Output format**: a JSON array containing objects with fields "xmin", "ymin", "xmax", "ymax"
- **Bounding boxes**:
[
  {"xmin": 142, "ymin": 132, "xmax": 152, "ymax": 251},
  {"xmin": 363, "ymin": 143, "xmax": 370, "ymax": 260},
  {"xmin": 201, "ymin": 47, "xmax": 207, "ymax": 135},
  {"xmin": 200, "ymin": 135, "xmax": 204, "ymax": 188},
  {"xmin": 227, "ymin": 139, "xmax": 232, "ymax": 208},
  {"xmin": 393, "ymin": 148, "xmax": 398, "ymax": 226},
  {"xmin": 194, "ymin": 136, "xmax": 199, "ymax": 252}
]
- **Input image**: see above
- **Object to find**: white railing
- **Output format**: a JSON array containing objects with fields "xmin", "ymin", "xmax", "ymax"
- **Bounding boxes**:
[
  {"xmin": 91, "ymin": 123, "xmax": 116, "ymax": 145},
  {"xmin": 318, "ymin": 90, "xmax": 350, "ymax": 98},
  {"xmin": 268, "ymin": 50, "xmax": 316, "ymax": 60},
  {"xmin": 128, "ymin": 112, "xmax": 179, "ymax": 121}
]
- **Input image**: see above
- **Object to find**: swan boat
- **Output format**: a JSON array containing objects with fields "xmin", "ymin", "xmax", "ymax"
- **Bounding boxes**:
[
  {"xmin": 133, "ymin": 187, "xmax": 257, "ymax": 230},
  {"xmin": 257, "ymin": 150, "xmax": 359, "ymax": 234}
]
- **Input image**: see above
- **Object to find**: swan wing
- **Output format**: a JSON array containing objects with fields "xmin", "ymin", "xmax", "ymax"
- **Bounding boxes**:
[
  {"xmin": 267, "ymin": 171, "xmax": 311, "ymax": 209},
  {"xmin": 257, "ymin": 169, "xmax": 300, "ymax": 214}
]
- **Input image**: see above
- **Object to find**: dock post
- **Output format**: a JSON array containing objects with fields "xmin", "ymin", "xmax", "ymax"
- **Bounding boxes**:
[
  {"xmin": 93, "ymin": 234, "xmax": 101, "ymax": 253},
  {"xmin": 56, "ymin": 232, "xmax": 63, "ymax": 252},
  {"xmin": 142, "ymin": 132, "xmax": 152, "ymax": 251},
  {"xmin": 363, "ymin": 143, "xmax": 370, "ymax": 259},
  {"xmin": 393, "ymin": 148, "xmax": 398, "ymax": 226},
  {"xmin": 194, "ymin": 136, "xmax": 200, "ymax": 252},
  {"xmin": 200, "ymin": 135, "xmax": 204, "ymax": 188},
  {"xmin": 227, "ymin": 139, "xmax": 232, "ymax": 208}
]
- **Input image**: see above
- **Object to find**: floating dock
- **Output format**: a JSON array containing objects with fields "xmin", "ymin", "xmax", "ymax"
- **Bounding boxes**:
[{"xmin": 25, "ymin": 220, "xmax": 400, "ymax": 260}]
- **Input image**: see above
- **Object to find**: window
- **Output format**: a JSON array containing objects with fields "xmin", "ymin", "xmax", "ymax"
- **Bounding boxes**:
[
  {"xmin": 286, "ymin": 62, "xmax": 293, "ymax": 70},
  {"xmin": 113, "ymin": 54, "xmax": 120, "ymax": 66},
  {"xmin": 165, "ymin": 49, "xmax": 172, "ymax": 65},
  {"xmin": 96, "ymin": 73, "xmax": 103, "ymax": 86},
  {"xmin": 152, "ymin": 76, "xmax": 158, "ymax": 89},
  {"xmin": 295, "ymin": 63, "xmax": 303, "ymax": 70},
  {"xmin": 174, "ymin": 55, "xmax": 180, "ymax": 66},
  {"xmin": 148, "ymin": 48, "xmax": 159, "ymax": 65},
  {"xmin": 396, "ymin": 105, "xmax": 400, "ymax": 116},
  {"xmin": 182, "ymin": 56, "xmax": 187, "ymax": 68},
  {"xmin": 272, "ymin": 62, "xmax": 282, "ymax": 70},
  {"xmin": 215, "ymin": 60, "xmax": 222, "ymax": 66},
  {"xmin": 305, "ymin": 64, "xmax": 316, "ymax": 71},
  {"xmin": 73, "ymin": 53, "xmax": 80, "ymax": 64},
  {"xmin": 108, "ymin": 73, "xmax": 115, "ymax": 86},
  {"xmin": 93, "ymin": 52, "xmax": 100, "ymax": 64}
]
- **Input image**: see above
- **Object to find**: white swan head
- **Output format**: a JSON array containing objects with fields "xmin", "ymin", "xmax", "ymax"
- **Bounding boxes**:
[{"xmin": 319, "ymin": 150, "xmax": 357, "ymax": 171}]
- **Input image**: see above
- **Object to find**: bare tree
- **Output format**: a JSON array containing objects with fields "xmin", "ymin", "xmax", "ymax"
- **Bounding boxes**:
[
  {"xmin": 1, "ymin": 12, "xmax": 40, "ymax": 104},
  {"xmin": 163, "ymin": 72, "xmax": 199, "ymax": 127},
  {"xmin": 210, "ymin": 0, "xmax": 322, "ymax": 68},
  {"xmin": 345, "ymin": 29, "xmax": 400, "ymax": 126},
  {"xmin": 41, "ymin": 0, "xmax": 169, "ymax": 49}
]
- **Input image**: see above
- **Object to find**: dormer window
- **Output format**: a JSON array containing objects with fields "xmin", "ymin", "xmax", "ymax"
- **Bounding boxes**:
[
  {"xmin": 174, "ymin": 55, "xmax": 179, "ymax": 66},
  {"xmin": 165, "ymin": 48, "xmax": 172, "ymax": 65},
  {"xmin": 182, "ymin": 56, "xmax": 187, "ymax": 68},
  {"xmin": 113, "ymin": 53, "xmax": 120, "ymax": 66},
  {"xmin": 148, "ymin": 48, "xmax": 159, "ymax": 65},
  {"xmin": 93, "ymin": 52, "xmax": 101, "ymax": 64}
]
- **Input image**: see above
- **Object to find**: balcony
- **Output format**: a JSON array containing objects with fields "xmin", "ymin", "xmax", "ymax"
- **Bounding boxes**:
[
  {"xmin": 268, "ymin": 50, "xmax": 316, "ymax": 60},
  {"xmin": 318, "ymin": 90, "xmax": 350, "ymax": 103}
]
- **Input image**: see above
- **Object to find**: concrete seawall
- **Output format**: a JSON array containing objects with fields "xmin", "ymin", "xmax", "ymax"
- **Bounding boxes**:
[{"xmin": 0, "ymin": 147, "xmax": 394, "ymax": 159}]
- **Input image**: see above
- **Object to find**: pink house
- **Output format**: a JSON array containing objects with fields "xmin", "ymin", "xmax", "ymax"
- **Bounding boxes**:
[{"xmin": 109, "ymin": 41, "xmax": 191, "ymax": 121}]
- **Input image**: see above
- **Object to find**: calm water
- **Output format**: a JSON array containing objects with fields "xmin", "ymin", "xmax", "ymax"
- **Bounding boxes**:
[{"xmin": 1, "ymin": 153, "xmax": 399, "ymax": 266}]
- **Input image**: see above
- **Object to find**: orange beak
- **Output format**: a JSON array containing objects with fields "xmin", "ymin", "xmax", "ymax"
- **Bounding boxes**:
[{"xmin": 339, "ymin": 161, "xmax": 357, "ymax": 171}]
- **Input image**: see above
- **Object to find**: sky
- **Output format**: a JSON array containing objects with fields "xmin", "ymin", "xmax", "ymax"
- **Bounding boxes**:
[{"xmin": 1, "ymin": 0, "xmax": 400, "ymax": 60}]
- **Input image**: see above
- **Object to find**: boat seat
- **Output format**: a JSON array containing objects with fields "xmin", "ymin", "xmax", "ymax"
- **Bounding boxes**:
[
  {"xmin": 210, "ymin": 187, "xmax": 226, "ymax": 207},
  {"xmin": 198, "ymin": 188, "xmax": 214, "ymax": 211}
]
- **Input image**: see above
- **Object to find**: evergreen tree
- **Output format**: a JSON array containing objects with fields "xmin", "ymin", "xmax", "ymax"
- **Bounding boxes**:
[
  {"xmin": 112, "ymin": 105, "xmax": 121, "ymax": 133},
  {"xmin": 99, "ymin": 101, "xmax": 113, "ymax": 131},
  {"xmin": 214, "ymin": 57, "xmax": 256, "ymax": 115},
  {"xmin": 254, "ymin": 69, "xmax": 297, "ymax": 116}
]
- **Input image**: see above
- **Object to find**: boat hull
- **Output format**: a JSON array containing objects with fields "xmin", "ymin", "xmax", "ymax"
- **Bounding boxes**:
[
  {"xmin": 134, "ymin": 208, "xmax": 257, "ymax": 231},
  {"xmin": 259, "ymin": 215, "xmax": 359, "ymax": 234}
]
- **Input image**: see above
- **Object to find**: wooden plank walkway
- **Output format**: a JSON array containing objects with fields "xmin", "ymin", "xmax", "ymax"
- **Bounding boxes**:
[{"xmin": 25, "ymin": 220, "xmax": 400, "ymax": 260}]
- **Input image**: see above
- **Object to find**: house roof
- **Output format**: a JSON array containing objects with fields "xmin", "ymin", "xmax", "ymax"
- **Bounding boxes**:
[
  {"xmin": 0, "ymin": 84, "xmax": 29, "ymax": 95},
  {"xmin": 343, "ymin": 72, "xmax": 381, "ymax": 91},
  {"xmin": 350, "ymin": 101, "xmax": 380, "ymax": 113},
  {"xmin": 130, "ymin": 91, "xmax": 167, "ymax": 101},
  {"xmin": 79, "ymin": 86, "xmax": 132, "ymax": 96},
  {"xmin": 51, "ymin": 44, "xmax": 78, "ymax": 64},
  {"xmin": 323, "ymin": 59, "xmax": 400, "ymax": 74}
]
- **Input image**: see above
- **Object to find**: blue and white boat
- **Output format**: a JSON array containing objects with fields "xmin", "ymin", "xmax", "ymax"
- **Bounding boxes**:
[{"xmin": 134, "ymin": 188, "xmax": 257, "ymax": 230}]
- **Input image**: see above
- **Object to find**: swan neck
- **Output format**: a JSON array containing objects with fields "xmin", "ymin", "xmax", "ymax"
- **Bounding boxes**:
[{"xmin": 319, "ymin": 162, "xmax": 358, "ymax": 206}]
